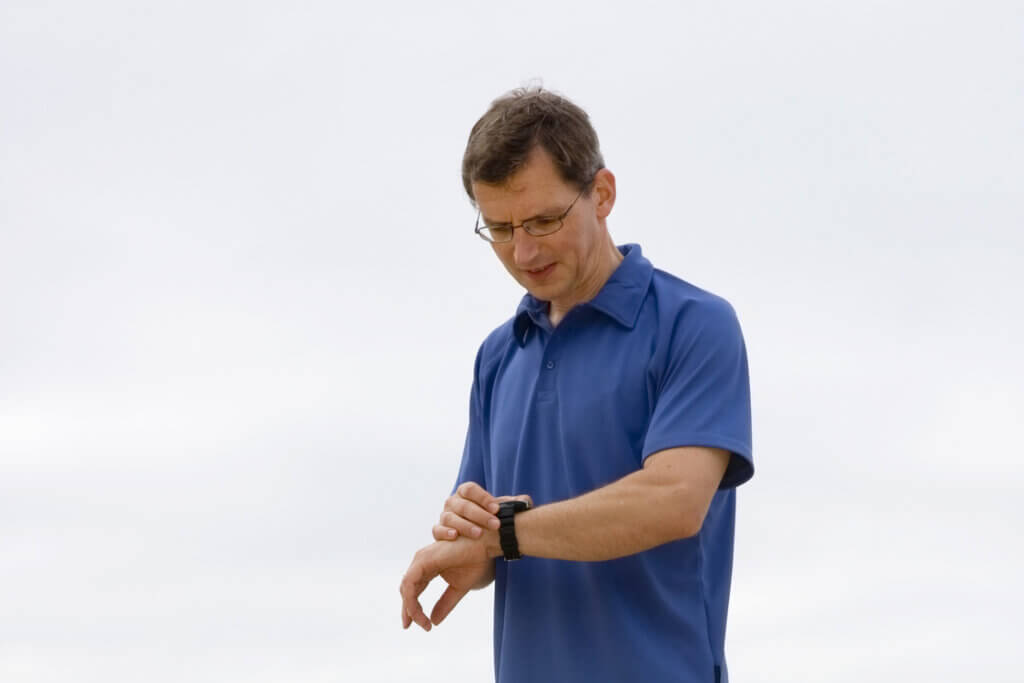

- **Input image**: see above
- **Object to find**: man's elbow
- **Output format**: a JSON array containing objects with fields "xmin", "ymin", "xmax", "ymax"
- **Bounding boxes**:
[
  {"xmin": 672, "ymin": 515, "xmax": 704, "ymax": 541},
  {"xmin": 664, "ymin": 485, "xmax": 711, "ymax": 541},
  {"xmin": 643, "ymin": 445, "xmax": 728, "ymax": 543}
]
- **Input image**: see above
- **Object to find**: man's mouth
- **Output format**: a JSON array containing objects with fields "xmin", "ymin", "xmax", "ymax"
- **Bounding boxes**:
[{"xmin": 525, "ymin": 264, "xmax": 555, "ymax": 277}]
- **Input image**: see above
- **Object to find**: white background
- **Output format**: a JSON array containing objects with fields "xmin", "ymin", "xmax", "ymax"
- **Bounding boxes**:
[{"xmin": 2, "ymin": 1, "xmax": 1022, "ymax": 681}]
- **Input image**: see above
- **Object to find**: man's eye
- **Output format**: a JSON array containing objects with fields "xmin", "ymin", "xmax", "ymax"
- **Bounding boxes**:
[
  {"xmin": 528, "ymin": 218, "xmax": 559, "ymax": 231},
  {"xmin": 489, "ymin": 226, "xmax": 513, "ymax": 238}
]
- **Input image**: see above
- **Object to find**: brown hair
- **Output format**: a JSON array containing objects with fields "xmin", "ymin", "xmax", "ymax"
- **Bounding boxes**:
[{"xmin": 461, "ymin": 87, "xmax": 605, "ymax": 203}]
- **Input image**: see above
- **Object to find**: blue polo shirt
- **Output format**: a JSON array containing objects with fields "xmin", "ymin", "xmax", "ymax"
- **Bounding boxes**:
[{"xmin": 454, "ymin": 244, "xmax": 753, "ymax": 683}]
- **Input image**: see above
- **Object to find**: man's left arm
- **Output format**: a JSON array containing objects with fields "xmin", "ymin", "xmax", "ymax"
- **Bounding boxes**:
[{"xmin": 511, "ymin": 445, "xmax": 729, "ymax": 561}]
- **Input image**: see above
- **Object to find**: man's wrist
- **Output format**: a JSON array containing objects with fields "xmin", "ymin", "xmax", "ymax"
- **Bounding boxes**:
[{"xmin": 483, "ymin": 527, "xmax": 503, "ymax": 558}]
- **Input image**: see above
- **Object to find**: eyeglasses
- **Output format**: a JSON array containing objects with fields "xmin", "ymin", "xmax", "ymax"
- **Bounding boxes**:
[{"xmin": 473, "ymin": 187, "xmax": 586, "ymax": 243}]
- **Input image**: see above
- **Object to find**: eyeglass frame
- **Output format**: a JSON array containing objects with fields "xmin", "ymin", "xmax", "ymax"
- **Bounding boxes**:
[{"xmin": 473, "ymin": 185, "xmax": 588, "ymax": 243}]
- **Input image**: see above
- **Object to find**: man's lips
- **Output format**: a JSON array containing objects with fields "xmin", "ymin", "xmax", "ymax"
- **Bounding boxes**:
[{"xmin": 524, "ymin": 263, "xmax": 555, "ymax": 277}]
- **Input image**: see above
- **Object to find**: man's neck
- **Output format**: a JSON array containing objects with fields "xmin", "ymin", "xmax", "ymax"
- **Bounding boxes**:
[{"xmin": 548, "ymin": 239, "xmax": 624, "ymax": 327}]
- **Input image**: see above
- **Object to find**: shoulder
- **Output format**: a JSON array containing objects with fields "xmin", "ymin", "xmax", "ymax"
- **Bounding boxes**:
[{"xmin": 647, "ymin": 268, "xmax": 742, "ymax": 338}]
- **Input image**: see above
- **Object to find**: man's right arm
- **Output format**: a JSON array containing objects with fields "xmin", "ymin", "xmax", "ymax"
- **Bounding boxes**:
[
  {"xmin": 432, "ymin": 481, "xmax": 533, "ymax": 543},
  {"xmin": 440, "ymin": 342, "xmax": 531, "ymax": 541}
]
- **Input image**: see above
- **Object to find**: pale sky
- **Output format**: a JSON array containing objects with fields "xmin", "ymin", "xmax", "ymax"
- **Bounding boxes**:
[{"xmin": 2, "ymin": 1, "xmax": 1023, "ymax": 681}]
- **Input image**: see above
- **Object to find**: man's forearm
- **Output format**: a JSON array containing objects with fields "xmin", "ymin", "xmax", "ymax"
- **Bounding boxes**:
[
  {"xmin": 517, "ymin": 468, "xmax": 697, "ymax": 561},
  {"xmin": 481, "ymin": 449, "xmax": 726, "ymax": 563}
]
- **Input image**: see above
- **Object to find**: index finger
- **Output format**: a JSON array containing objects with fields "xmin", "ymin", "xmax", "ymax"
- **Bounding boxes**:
[
  {"xmin": 456, "ymin": 481, "xmax": 500, "ymax": 514},
  {"xmin": 400, "ymin": 556, "xmax": 436, "ymax": 632}
]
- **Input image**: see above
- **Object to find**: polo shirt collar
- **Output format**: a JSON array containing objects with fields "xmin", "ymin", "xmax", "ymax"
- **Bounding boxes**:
[{"xmin": 512, "ymin": 243, "xmax": 653, "ymax": 347}]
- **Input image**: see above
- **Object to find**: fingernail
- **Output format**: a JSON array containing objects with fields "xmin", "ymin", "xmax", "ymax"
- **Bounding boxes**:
[
  {"xmin": 489, "ymin": 503, "xmax": 500, "ymax": 513},
  {"xmin": 489, "ymin": 519, "xmax": 500, "ymax": 530},
  {"xmin": 447, "ymin": 529, "xmax": 456, "ymax": 538},
  {"xmin": 472, "ymin": 526, "xmax": 482, "ymax": 537}
]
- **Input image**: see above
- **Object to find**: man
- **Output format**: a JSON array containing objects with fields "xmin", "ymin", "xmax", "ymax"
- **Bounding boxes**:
[{"xmin": 400, "ymin": 87, "xmax": 753, "ymax": 683}]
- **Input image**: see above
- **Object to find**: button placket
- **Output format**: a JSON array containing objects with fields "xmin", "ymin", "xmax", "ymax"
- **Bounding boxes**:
[
  {"xmin": 537, "ymin": 343, "xmax": 559, "ymax": 395},
  {"xmin": 535, "ymin": 323, "xmax": 564, "ymax": 397}
]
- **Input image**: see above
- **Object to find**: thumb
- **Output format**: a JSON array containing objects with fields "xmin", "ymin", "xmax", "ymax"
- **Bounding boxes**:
[{"xmin": 430, "ymin": 585, "xmax": 470, "ymax": 626}]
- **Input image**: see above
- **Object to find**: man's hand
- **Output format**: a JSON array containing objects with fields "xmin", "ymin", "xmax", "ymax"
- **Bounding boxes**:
[
  {"xmin": 433, "ymin": 481, "xmax": 534, "ymax": 541},
  {"xmin": 400, "ymin": 533, "xmax": 500, "ymax": 632}
]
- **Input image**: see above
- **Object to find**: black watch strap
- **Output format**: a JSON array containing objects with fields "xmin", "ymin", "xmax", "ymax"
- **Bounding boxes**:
[{"xmin": 497, "ymin": 500, "xmax": 530, "ymax": 561}]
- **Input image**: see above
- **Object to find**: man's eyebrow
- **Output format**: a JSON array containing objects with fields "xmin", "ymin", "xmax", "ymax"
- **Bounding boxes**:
[{"xmin": 480, "ymin": 207, "xmax": 562, "ymax": 226}]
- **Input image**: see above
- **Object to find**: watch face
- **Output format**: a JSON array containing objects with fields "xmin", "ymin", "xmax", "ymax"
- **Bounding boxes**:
[{"xmin": 499, "ymin": 500, "xmax": 529, "ymax": 516}]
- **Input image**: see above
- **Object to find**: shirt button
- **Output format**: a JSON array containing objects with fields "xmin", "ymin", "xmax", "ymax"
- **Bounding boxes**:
[{"xmin": 546, "ymin": 361, "xmax": 555, "ymax": 369}]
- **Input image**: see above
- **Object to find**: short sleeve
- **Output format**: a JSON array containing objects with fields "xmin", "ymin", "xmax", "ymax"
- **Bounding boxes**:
[
  {"xmin": 452, "ymin": 345, "xmax": 488, "ymax": 494},
  {"xmin": 641, "ymin": 297, "xmax": 753, "ymax": 489}
]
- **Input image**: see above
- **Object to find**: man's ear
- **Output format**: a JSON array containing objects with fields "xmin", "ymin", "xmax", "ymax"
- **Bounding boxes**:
[{"xmin": 592, "ymin": 168, "xmax": 616, "ymax": 219}]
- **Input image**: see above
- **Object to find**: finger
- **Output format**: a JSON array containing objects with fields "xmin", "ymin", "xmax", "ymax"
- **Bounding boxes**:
[
  {"xmin": 402, "ymin": 589, "xmax": 431, "ymax": 632},
  {"xmin": 399, "ymin": 561, "xmax": 434, "ymax": 632},
  {"xmin": 441, "ymin": 510, "xmax": 489, "ymax": 537},
  {"xmin": 449, "ymin": 496, "xmax": 500, "ymax": 531},
  {"xmin": 430, "ymin": 585, "xmax": 470, "ymax": 626},
  {"xmin": 432, "ymin": 524, "xmax": 458, "ymax": 541},
  {"xmin": 400, "ymin": 579, "xmax": 415, "ymax": 630},
  {"xmin": 456, "ymin": 481, "xmax": 501, "ymax": 514}
]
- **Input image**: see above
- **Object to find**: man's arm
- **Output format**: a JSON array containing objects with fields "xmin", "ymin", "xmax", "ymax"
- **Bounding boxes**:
[
  {"xmin": 433, "ymin": 484, "xmax": 533, "ymax": 542},
  {"xmin": 434, "ymin": 446, "xmax": 727, "ymax": 555},
  {"xmin": 402, "ymin": 445, "xmax": 729, "ymax": 631},
  {"xmin": 400, "ymin": 534, "xmax": 495, "ymax": 632},
  {"xmin": 512, "ymin": 445, "xmax": 729, "ymax": 561}
]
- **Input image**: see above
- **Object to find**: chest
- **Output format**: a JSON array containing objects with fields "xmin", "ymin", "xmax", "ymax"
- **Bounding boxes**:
[{"xmin": 485, "ymin": 318, "xmax": 661, "ymax": 501}]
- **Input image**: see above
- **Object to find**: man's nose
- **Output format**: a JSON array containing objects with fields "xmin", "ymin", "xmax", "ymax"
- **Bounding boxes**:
[{"xmin": 512, "ymin": 228, "xmax": 540, "ymax": 267}]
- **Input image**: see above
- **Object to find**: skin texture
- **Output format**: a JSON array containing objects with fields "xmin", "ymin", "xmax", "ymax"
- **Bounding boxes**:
[
  {"xmin": 473, "ymin": 146, "xmax": 623, "ymax": 327},
  {"xmin": 401, "ymin": 447, "xmax": 729, "ymax": 631},
  {"xmin": 399, "ymin": 147, "xmax": 733, "ymax": 631},
  {"xmin": 431, "ymin": 484, "xmax": 533, "ymax": 542}
]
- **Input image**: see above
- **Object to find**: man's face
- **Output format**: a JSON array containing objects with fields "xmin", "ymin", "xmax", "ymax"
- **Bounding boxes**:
[{"xmin": 472, "ymin": 147, "xmax": 609, "ymax": 307}]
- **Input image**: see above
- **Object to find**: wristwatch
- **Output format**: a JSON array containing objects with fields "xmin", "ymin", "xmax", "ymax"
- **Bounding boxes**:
[{"xmin": 497, "ymin": 500, "xmax": 530, "ymax": 560}]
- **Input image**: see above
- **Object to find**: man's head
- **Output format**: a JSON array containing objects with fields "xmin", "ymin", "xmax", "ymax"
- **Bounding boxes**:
[
  {"xmin": 461, "ymin": 87, "xmax": 605, "ymax": 202},
  {"xmin": 463, "ymin": 88, "xmax": 620, "ymax": 318}
]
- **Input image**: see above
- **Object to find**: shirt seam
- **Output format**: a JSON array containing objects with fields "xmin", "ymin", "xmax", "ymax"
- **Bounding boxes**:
[{"xmin": 641, "ymin": 433, "xmax": 752, "ymax": 463}]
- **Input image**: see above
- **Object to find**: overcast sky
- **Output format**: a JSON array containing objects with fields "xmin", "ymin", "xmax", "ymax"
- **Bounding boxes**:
[{"xmin": 2, "ymin": 1, "xmax": 1023, "ymax": 681}]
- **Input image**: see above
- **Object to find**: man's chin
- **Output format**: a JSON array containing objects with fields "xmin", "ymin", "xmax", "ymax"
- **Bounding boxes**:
[{"xmin": 522, "ymin": 284, "xmax": 556, "ymax": 302}]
